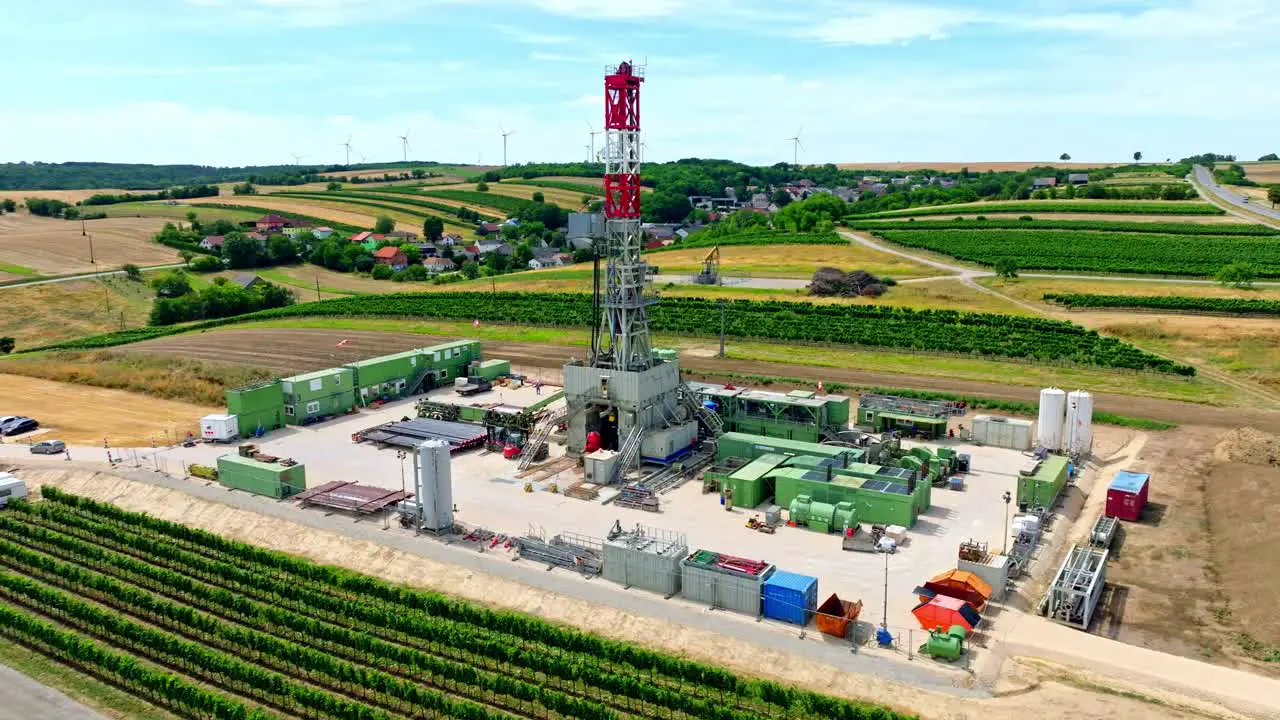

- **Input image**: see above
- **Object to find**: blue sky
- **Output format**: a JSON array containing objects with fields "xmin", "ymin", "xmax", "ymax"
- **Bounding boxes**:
[{"xmin": 3, "ymin": 0, "xmax": 1277, "ymax": 167}]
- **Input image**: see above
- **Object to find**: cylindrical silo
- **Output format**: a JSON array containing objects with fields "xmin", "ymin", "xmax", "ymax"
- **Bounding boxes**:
[
  {"xmin": 1037, "ymin": 387, "xmax": 1067, "ymax": 451},
  {"xmin": 1065, "ymin": 390, "xmax": 1094, "ymax": 456}
]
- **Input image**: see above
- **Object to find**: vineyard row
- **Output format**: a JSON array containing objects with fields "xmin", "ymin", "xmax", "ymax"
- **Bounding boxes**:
[
  {"xmin": 29, "ymin": 291, "xmax": 1194, "ymax": 375},
  {"xmin": 1043, "ymin": 293, "xmax": 1280, "ymax": 316},
  {"xmin": 846, "ymin": 200, "xmax": 1224, "ymax": 218}
]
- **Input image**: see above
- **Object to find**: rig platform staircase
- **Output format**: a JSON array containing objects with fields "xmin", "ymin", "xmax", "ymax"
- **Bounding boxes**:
[
  {"xmin": 518, "ymin": 406, "xmax": 569, "ymax": 471},
  {"xmin": 611, "ymin": 426, "xmax": 644, "ymax": 485},
  {"xmin": 679, "ymin": 383, "xmax": 723, "ymax": 439}
]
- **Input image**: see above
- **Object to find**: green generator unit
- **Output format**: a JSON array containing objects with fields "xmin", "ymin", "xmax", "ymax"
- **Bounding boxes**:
[
  {"xmin": 919, "ymin": 625, "xmax": 966, "ymax": 661},
  {"xmin": 226, "ymin": 380, "xmax": 285, "ymax": 438},
  {"xmin": 1017, "ymin": 455, "xmax": 1069, "ymax": 508},
  {"xmin": 216, "ymin": 455, "xmax": 305, "ymax": 499},
  {"xmin": 476, "ymin": 359, "xmax": 511, "ymax": 381},
  {"xmin": 807, "ymin": 501, "xmax": 835, "ymax": 534}
]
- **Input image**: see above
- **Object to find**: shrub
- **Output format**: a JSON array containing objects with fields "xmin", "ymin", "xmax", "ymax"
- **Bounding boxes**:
[{"xmin": 371, "ymin": 264, "xmax": 394, "ymax": 280}]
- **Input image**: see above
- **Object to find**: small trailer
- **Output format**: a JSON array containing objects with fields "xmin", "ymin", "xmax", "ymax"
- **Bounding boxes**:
[
  {"xmin": 1090, "ymin": 515, "xmax": 1118, "ymax": 548},
  {"xmin": 0, "ymin": 473, "xmax": 29, "ymax": 509}
]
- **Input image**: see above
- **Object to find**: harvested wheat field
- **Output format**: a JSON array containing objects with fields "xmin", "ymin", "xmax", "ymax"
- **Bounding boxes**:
[
  {"xmin": 0, "ymin": 375, "xmax": 217, "ymax": 446},
  {"xmin": 0, "ymin": 277, "xmax": 154, "ymax": 349},
  {"xmin": 0, "ymin": 213, "xmax": 175, "ymax": 274},
  {"xmin": 652, "ymin": 243, "xmax": 940, "ymax": 279},
  {"xmin": 192, "ymin": 195, "xmax": 396, "ymax": 231},
  {"xmin": 532, "ymin": 175, "xmax": 605, "ymax": 187},
  {"xmin": 0, "ymin": 188, "xmax": 134, "ymax": 205},
  {"xmin": 837, "ymin": 161, "xmax": 1129, "ymax": 172},
  {"xmin": 1243, "ymin": 161, "xmax": 1280, "ymax": 184}
]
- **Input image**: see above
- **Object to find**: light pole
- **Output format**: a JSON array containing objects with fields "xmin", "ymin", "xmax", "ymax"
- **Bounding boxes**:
[
  {"xmin": 1002, "ymin": 490, "xmax": 1012, "ymax": 554},
  {"xmin": 88, "ymin": 233, "xmax": 95, "ymax": 265},
  {"xmin": 882, "ymin": 549, "xmax": 889, "ymax": 630}
]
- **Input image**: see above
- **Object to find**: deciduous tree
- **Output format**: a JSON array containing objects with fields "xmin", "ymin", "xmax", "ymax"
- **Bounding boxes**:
[
  {"xmin": 374, "ymin": 215, "xmax": 395, "ymax": 234},
  {"xmin": 0, "ymin": 337, "xmax": 14, "ymax": 354},
  {"xmin": 1133, "ymin": 151, "xmax": 1143, "ymax": 163},
  {"xmin": 1216, "ymin": 261, "xmax": 1258, "ymax": 288},
  {"xmin": 1059, "ymin": 153, "xmax": 1071, "ymax": 161},
  {"xmin": 995, "ymin": 258, "xmax": 1019, "ymax": 278},
  {"xmin": 1268, "ymin": 185, "xmax": 1280, "ymax": 208},
  {"xmin": 423, "ymin": 216, "xmax": 444, "ymax": 242}
]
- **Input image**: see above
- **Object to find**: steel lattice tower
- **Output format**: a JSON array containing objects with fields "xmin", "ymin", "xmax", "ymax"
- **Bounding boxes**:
[{"xmin": 593, "ymin": 61, "xmax": 653, "ymax": 372}]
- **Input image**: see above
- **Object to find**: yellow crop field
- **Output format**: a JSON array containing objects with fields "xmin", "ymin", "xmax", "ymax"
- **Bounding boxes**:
[{"xmin": 0, "ymin": 213, "xmax": 176, "ymax": 275}]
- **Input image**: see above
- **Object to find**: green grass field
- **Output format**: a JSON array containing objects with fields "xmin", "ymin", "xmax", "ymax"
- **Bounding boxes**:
[
  {"xmin": 91, "ymin": 202, "xmax": 263, "ymax": 225},
  {"xmin": 0, "ymin": 262, "xmax": 40, "ymax": 276}
]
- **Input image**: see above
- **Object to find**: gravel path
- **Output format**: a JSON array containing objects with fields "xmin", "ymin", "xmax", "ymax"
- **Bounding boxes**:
[{"xmin": 0, "ymin": 664, "xmax": 107, "ymax": 720}]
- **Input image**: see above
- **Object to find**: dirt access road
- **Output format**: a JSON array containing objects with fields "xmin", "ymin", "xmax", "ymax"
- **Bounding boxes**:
[{"xmin": 134, "ymin": 327, "xmax": 1280, "ymax": 431}]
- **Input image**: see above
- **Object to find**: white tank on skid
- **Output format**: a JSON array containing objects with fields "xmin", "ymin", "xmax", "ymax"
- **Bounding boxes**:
[
  {"xmin": 1065, "ymin": 390, "xmax": 1094, "ymax": 457},
  {"xmin": 1037, "ymin": 387, "xmax": 1066, "ymax": 451}
]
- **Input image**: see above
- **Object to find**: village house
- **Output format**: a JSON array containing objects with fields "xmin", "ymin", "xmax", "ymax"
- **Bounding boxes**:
[
  {"xmin": 476, "ymin": 238, "xmax": 505, "ymax": 254},
  {"xmin": 438, "ymin": 233, "xmax": 463, "ymax": 246},
  {"xmin": 527, "ymin": 248, "xmax": 563, "ymax": 270},
  {"xmin": 200, "ymin": 235, "xmax": 225, "ymax": 251},
  {"xmin": 1033, "ymin": 177, "xmax": 1058, "ymax": 189},
  {"xmin": 1068, "ymin": 173, "xmax": 1090, "ymax": 185},
  {"xmin": 312, "ymin": 226, "xmax": 335, "ymax": 239},
  {"xmin": 372, "ymin": 246, "xmax": 408, "ymax": 271},
  {"xmin": 477, "ymin": 222, "xmax": 502, "ymax": 236},
  {"xmin": 457, "ymin": 245, "xmax": 481, "ymax": 261},
  {"xmin": 385, "ymin": 230, "xmax": 419, "ymax": 242},
  {"xmin": 281, "ymin": 220, "xmax": 313, "ymax": 238},
  {"xmin": 422, "ymin": 256, "xmax": 456, "ymax": 274},
  {"xmin": 254, "ymin": 214, "xmax": 295, "ymax": 233},
  {"xmin": 349, "ymin": 231, "xmax": 374, "ymax": 244},
  {"xmin": 230, "ymin": 273, "xmax": 265, "ymax": 290},
  {"xmin": 245, "ymin": 232, "xmax": 268, "ymax": 247}
]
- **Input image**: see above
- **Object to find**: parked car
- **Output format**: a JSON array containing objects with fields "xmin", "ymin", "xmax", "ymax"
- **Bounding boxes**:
[
  {"xmin": 0, "ymin": 417, "xmax": 15, "ymax": 430},
  {"xmin": 29, "ymin": 440, "xmax": 65, "ymax": 455},
  {"xmin": 1, "ymin": 417, "xmax": 39, "ymax": 436}
]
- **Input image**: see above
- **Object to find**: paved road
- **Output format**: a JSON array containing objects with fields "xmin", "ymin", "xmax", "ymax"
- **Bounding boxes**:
[
  {"xmin": 0, "ymin": 664, "xmax": 107, "ymax": 720},
  {"xmin": 1191, "ymin": 164, "xmax": 1280, "ymax": 226},
  {"xmin": 0, "ymin": 263, "xmax": 186, "ymax": 290}
]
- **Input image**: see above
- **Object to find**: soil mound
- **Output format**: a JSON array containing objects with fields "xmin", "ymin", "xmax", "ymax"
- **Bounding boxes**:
[{"xmin": 1214, "ymin": 427, "xmax": 1280, "ymax": 466}]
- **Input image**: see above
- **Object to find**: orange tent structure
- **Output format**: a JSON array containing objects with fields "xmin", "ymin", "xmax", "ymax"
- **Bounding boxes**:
[
  {"xmin": 912, "ymin": 595, "xmax": 982, "ymax": 632},
  {"xmin": 915, "ymin": 569, "xmax": 992, "ymax": 612}
]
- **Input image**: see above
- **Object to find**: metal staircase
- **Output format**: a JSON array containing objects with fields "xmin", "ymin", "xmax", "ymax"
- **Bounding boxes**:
[
  {"xmin": 518, "ymin": 406, "xmax": 568, "ymax": 471},
  {"xmin": 611, "ymin": 426, "xmax": 644, "ymax": 485},
  {"xmin": 679, "ymin": 383, "xmax": 723, "ymax": 438}
]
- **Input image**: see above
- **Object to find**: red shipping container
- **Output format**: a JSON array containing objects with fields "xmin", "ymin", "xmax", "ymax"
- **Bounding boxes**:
[{"xmin": 1106, "ymin": 471, "xmax": 1149, "ymax": 521}]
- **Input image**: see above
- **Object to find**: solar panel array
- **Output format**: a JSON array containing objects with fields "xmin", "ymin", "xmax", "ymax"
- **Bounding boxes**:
[{"xmin": 877, "ymin": 467, "xmax": 913, "ymax": 480}]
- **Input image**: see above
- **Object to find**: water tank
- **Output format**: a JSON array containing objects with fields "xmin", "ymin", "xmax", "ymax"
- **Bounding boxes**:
[
  {"xmin": 1037, "ymin": 388, "xmax": 1066, "ymax": 451},
  {"xmin": 1065, "ymin": 390, "xmax": 1094, "ymax": 456},
  {"xmin": 415, "ymin": 439, "xmax": 453, "ymax": 531}
]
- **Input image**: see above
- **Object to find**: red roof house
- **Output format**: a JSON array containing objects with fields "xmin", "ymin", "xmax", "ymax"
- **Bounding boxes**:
[
  {"xmin": 200, "ymin": 235, "xmax": 225, "ymax": 250},
  {"xmin": 255, "ymin": 214, "xmax": 290, "ymax": 232},
  {"xmin": 349, "ymin": 231, "xmax": 373, "ymax": 244},
  {"xmin": 373, "ymin": 246, "xmax": 408, "ymax": 271}
]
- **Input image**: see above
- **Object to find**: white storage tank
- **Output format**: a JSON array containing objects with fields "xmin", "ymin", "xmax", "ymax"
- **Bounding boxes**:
[
  {"xmin": 414, "ymin": 439, "xmax": 453, "ymax": 531},
  {"xmin": 1037, "ymin": 387, "xmax": 1066, "ymax": 451},
  {"xmin": 200, "ymin": 414, "xmax": 239, "ymax": 443},
  {"xmin": 1065, "ymin": 390, "xmax": 1094, "ymax": 456},
  {"xmin": 972, "ymin": 415, "xmax": 1033, "ymax": 451}
]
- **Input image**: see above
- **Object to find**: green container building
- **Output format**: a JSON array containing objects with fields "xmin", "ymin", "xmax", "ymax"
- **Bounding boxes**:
[
  {"xmin": 771, "ymin": 467, "xmax": 920, "ymax": 527},
  {"xmin": 216, "ymin": 455, "xmax": 306, "ymax": 499},
  {"xmin": 225, "ymin": 380, "xmax": 285, "ymax": 438},
  {"xmin": 477, "ymin": 359, "xmax": 511, "ymax": 381},
  {"xmin": 423, "ymin": 340, "xmax": 482, "ymax": 381},
  {"xmin": 282, "ymin": 368, "xmax": 356, "ymax": 425},
  {"xmin": 721, "ymin": 453, "xmax": 787, "ymax": 509},
  {"xmin": 346, "ymin": 349, "xmax": 428, "ymax": 404},
  {"xmin": 1017, "ymin": 455, "xmax": 1069, "ymax": 508},
  {"xmin": 715, "ymin": 432, "xmax": 854, "ymax": 465}
]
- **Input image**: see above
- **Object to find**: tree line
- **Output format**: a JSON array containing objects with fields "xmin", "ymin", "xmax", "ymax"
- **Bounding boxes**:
[
  {"xmin": 148, "ymin": 271, "xmax": 295, "ymax": 325},
  {"xmin": 81, "ymin": 185, "xmax": 219, "ymax": 206}
]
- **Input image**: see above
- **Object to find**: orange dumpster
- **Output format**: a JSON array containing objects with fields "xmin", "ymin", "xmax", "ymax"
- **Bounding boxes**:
[
  {"xmin": 912, "ymin": 595, "xmax": 981, "ymax": 632},
  {"xmin": 815, "ymin": 593, "xmax": 862, "ymax": 638},
  {"xmin": 916, "ymin": 569, "xmax": 991, "ymax": 612}
]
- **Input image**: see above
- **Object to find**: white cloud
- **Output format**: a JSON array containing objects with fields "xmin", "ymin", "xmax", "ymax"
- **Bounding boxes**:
[
  {"xmin": 510, "ymin": 0, "xmax": 685, "ymax": 19},
  {"xmin": 492, "ymin": 23, "xmax": 575, "ymax": 44},
  {"xmin": 803, "ymin": 6, "xmax": 979, "ymax": 45}
]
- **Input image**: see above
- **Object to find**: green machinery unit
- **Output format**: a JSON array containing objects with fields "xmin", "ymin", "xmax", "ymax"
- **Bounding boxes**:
[
  {"xmin": 715, "ymin": 432, "xmax": 855, "ymax": 465},
  {"xmin": 688, "ymin": 382, "xmax": 850, "ymax": 443},
  {"xmin": 225, "ymin": 380, "xmax": 285, "ymax": 438},
  {"xmin": 475, "ymin": 359, "xmax": 511, "ymax": 381},
  {"xmin": 216, "ymin": 455, "xmax": 305, "ymax": 499},
  {"xmin": 919, "ymin": 625, "xmax": 967, "ymax": 661},
  {"xmin": 1017, "ymin": 455, "xmax": 1069, "ymax": 508},
  {"xmin": 281, "ymin": 368, "xmax": 356, "ymax": 425},
  {"xmin": 856, "ymin": 393, "xmax": 957, "ymax": 439}
]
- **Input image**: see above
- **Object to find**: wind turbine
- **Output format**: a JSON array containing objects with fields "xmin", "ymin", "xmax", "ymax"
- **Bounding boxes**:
[
  {"xmin": 397, "ymin": 129, "xmax": 411, "ymax": 162},
  {"xmin": 586, "ymin": 121, "xmax": 601, "ymax": 164},
  {"xmin": 786, "ymin": 126, "xmax": 804, "ymax": 166},
  {"xmin": 584, "ymin": 144, "xmax": 592, "ymax": 162},
  {"xmin": 339, "ymin": 134, "xmax": 353, "ymax": 166},
  {"xmin": 500, "ymin": 125, "xmax": 516, "ymax": 167},
  {"xmin": 289, "ymin": 152, "xmax": 305, "ymax": 166}
]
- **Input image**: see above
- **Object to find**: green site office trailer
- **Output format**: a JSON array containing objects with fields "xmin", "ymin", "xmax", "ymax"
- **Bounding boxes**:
[
  {"xmin": 225, "ymin": 380, "xmax": 285, "ymax": 438},
  {"xmin": 216, "ymin": 455, "xmax": 306, "ymax": 499},
  {"xmin": 422, "ymin": 340, "xmax": 482, "ymax": 382},
  {"xmin": 346, "ymin": 350, "xmax": 425, "ymax": 403},
  {"xmin": 1017, "ymin": 455, "xmax": 1069, "ymax": 508},
  {"xmin": 282, "ymin": 368, "xmax": 356, "ymax": 425}
]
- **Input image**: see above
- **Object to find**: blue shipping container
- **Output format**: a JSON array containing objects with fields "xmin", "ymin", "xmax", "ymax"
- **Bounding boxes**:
[{"xmin": 762, "ymin": 570, "xmax": 818, "ymax": 626}]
